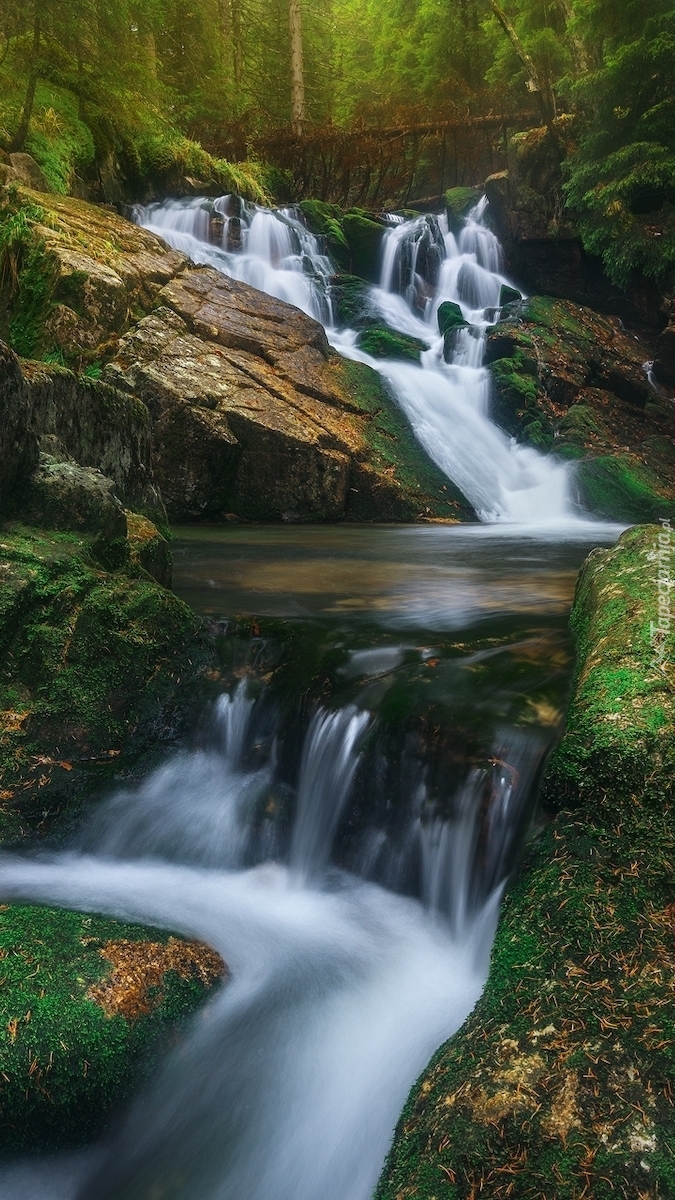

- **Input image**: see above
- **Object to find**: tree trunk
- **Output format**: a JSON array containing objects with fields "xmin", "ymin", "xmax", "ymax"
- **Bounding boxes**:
[
  {"xmin": 289, "ymin": 0, "xmax": 306, "ymax": 136},
  {"xmin": 553, "ymin": 0, "xmax": 589, "ymax": 76},
  {"xmin": 9, "ymin": 8, "xmax": 42, "ymax": 153},
  {"xmin": 231, "ymin": 0, "xmax": 243, "ymax": 88},
  {"xmin": 488, "ymin": 0, "xmax": 556, "ymax": 128}
]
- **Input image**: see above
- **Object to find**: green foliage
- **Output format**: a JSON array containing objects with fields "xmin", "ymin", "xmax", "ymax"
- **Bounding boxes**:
[
  {"xmin": 0, "ymin": 196, "xmax": 55, "ymax": 358},
  {"xmin": 564, "ymin": 5, "xmax": 675, "ymax": 285}
]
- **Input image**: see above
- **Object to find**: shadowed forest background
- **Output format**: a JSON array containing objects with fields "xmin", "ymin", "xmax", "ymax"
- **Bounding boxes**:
[{"xmin": 2, "ymin": 0, "xmax": 675, "ymax": 287}]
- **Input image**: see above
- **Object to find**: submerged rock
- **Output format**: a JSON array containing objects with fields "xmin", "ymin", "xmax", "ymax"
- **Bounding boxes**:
[
  {"xmin": 377, "ymin": 525, "xmax": 675, "ymax": 1200},
  {"xmin": 486, "ymin": 296, "xmax": 675, "ymax": 518}
]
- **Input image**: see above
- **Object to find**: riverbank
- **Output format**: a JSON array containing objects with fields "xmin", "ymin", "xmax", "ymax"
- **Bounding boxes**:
[{"xmin": 377, "ymin": 523, "xmax": 675, "ymax": 1200}]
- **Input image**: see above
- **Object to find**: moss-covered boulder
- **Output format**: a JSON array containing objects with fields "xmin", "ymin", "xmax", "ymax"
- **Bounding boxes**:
[
  {"xmin": 329, "ymin": 272, "xmax": 380, "ymax": 329},
  {"xmin": 437, "ymin": 301, "xmax": 467, "ymax": 337},
  {"xmin": 21, "ymin": 455, "xmax": 128, "ymax": 565},
  {"xmin": 0, "ymin": 527, "xmax": 213, "ymax": 844},
  {"xmin": 486, "ymin": 296, "xmax": 675, "ymax": 516},
  {"xmin": 445, "ymin": 186, "xmax": 482, "ymax": 234},
  {"xmin": 0, "ymin": 906, "xmax": 225, "ymax": 1152},
  {"xmin": 356, "ymin": 325, "xmax": 426, "ymax": 364},
  {"xmin": 298, "ymin": 200, "xmax": 386, "ymax": 283},
  {"xmin": 377, "ymin": 525, "xmax": 675, "ymax": 1200}
]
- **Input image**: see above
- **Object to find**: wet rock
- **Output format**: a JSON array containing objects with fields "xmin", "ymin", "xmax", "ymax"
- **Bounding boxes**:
[
  {"xmin": 437, "ymin": 301, "xmax": 467, "ymax": 336},
  {"xmin": 377, "ymin": 526, "xmax": 675, "ymax": 1200},
  {"xmin": 499, "ymin": 283, "xmax": 522, "ymax": 307},
  {"xmin": 653, "ymin": 323, "xmax": 675, "ymax": 388},
  {"xmin": 298, "ymin": 201, "xmax": 385, "ymax": 283},
  {"xmin": 486, "ymin": 296, "xmax": 675, "ymax": 518},
  {"xmin": 329, "ymin": 273, "xmax": 379, "ymax": 329},
  {"xmin": 356, "ymin": 325, "xmax": 426, "ymax": 364},
  {"xmin": 104, "ymin": 270, "xmax": 474, "ymax": 523}
]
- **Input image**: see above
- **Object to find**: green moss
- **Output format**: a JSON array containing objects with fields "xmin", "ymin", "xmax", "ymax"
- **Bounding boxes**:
[
  {"xmin": 298, "ymin": 200, "xmax": 351, "ymax": 272},
  {"xmin": 437, "ymin": 301, "xmax": 467, "ymax": 337},
  {"xmin": 0, "ymin": 526, "xmax": 213, "ymax": 844},
  {"xmin": 490, "ymin": 353, "xmax": 554, "ymax": 450},
  {"xmin": 0, "ymin": 904, "xmax": 223, "ymax": 1152},
  {"xmin": 330, "ymin": 357, "xmax": 474, "ymax": 521},
  {"xmin": 377, "ymin": 526, "xmax": 675, "ymax": 1200},
  {"xmin": 445, "ymin": 186, "xmax": 482, "ymax": 233},
  {"xmin": 575, "ymin": 455, "xmax": 675, "ymax": 523},
  {"xmin": 341, "ymin": 211, "xmax": 386, "ymax": 282},
  {"xmin": 356, "ymin": 325, "xmax": 425, "ymax": 363},
  {"xmin": 0, "ymin": 197, "xmax": 57, "ymax": 359},
  {"xmin": 329, "ymin": 273, "xmax": 376, "ymax": 328}
]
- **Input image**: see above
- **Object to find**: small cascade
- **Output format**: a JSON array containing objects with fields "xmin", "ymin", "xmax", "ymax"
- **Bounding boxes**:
[
  {"xmin": 291, "ymin": 707, "xmax": 370, "ymax": 880},
  {"xmin": 133, "ymin": 196, "xmax": 334, "ymax": 324}
]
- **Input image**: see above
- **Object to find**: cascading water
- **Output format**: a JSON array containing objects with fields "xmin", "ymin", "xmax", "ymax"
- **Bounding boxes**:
[
  {"xmin": 0, "ymin": 668, "xmax": 536, "ymax": 1200},
  {"xmin": 133, "ymin": 196, "xmax": 334, "ymax": 325},
  {"xmin": 133, "ymin": 192, "xmax": 575, "ymax": 526}
]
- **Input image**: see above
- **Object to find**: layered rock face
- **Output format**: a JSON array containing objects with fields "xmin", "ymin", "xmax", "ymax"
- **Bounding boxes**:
[
  {"xmin": 487, "ymin": 297, "xmax": 675, "ymax": 522},
  {"xmin": 377, "ymin": 525, "xmax": 675, "ymax": 1200}
]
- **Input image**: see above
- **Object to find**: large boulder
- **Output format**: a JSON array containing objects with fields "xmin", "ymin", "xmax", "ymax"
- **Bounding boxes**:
[
  {"xmin": 377, "ymin": 526, "xmax": 675, "ymax": 1200},
  {"xmin": 104, "ymin": 268, "xmax": 474, "ymax": 523},
  {"xmin": 486, "ymin": 296, "xmax": 675, "ymax": 518}
]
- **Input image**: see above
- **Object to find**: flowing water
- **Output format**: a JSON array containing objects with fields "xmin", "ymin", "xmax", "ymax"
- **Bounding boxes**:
[{"xmin": 0, "ymin": 198, "xmax": 625, "ymax": 1196}]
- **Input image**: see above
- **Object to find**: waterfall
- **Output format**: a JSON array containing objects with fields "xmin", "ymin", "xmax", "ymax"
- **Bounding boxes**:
[
  {"xmin": 290, "ymin": 706, "xmax": 370, "ymax": 880},
  {"xmin": 133, "ymin": 193, "xmax": 578, "ymax": 528},
  {"xmin": 132, "ymin": 196, "xmax": 334, "ymax": 325},
  {"xmin": 0, "ymin": 688, "xmax": 503, "ymax": 1200}
]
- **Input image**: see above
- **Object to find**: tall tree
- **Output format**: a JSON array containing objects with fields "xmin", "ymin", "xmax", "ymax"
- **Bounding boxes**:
[{"xmin": 289, "ymin": 0, "xmax": 305, "ymax": 133}]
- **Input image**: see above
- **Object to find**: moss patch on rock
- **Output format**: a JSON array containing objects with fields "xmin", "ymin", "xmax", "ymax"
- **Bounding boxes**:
[
  {"xmin": 328, "ymin": 357, "xmax": 475, "ymax": 521},
  {"xmin": 356, "ymin": 325, "xmax": 426, "ymax": 364},
  {"xmin": 445, "ymin": 187, "xmax": 482, "ymax": 233},
  {"xmin": 0, "ymin": 904, "xmax": 225, "ymax": 1152},
  {"xmin": 0, "ymin": 526, "xmax": 213, "ymax": 844},
  {"xmin": 377, "ymin": 525, "xmax": 675, "ymax": 1200}
]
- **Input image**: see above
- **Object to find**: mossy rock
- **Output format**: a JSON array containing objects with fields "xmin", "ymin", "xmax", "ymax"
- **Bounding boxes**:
[
  {"xmin": 341, "ymin": 211, "xmax": 386, "ymax": 283},
  {"xmin": 0, "ymin": 526, "xmax": 214, "ymax": 844},
  {"xmin": 445, "ymin": 186, "xmax": 482, "ymax": 233},
  {"xmin": 329, "ymin": 273, "xmax": 378, "ymax": 329},
  {"xmin": 377, "ymin": 526, "xmax": 675, "ymax": 1200},
  {"xmin": 356, "ymin": 325, "xmax": 426, "ymax": 364},
  {"xmin": 437, "ymin": 301, "xmax": 467, "ymax": 337},
  {"xmin": 20, "ymin": 455, "xmax": 129, "ymax": 570},
  {"xmin": 574, "ymin": 455, "xmax": 675, "ymax": 523},
  {"xmin": 327, "ymin": 357, "xmax": 475, "ymax": 522},
  {"xmin": 499, "ymin": 283, "xmax": 522, "ymax": 307},
  {"xmin": 0, "ymin": 904, "xmax": 225, "ymax": 1152},
  {"xmin": 126, "ymin": 511, "xmax": 172, "ymax": 587},
  {"xmin": 489, "ymin": 351, "xmax": 554, "ymax": 450},
  {"xmin": 298, "ymin": 199, "xmax": 351, "ymax": 273}
]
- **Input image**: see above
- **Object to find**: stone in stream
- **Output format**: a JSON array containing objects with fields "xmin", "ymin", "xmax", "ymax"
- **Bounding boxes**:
[
  {"xmin": 356, "ymin": 325, "xmax": 426, "ymax": 364},
  {"xmin": 377, "ymin": 524, "xmax": 675, "ymax": 1200}
]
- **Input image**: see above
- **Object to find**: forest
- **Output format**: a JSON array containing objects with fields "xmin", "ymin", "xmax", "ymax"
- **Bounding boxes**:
[{"xmin": 2, "ymin": 0, "xmax": 675, "ymax": 286}]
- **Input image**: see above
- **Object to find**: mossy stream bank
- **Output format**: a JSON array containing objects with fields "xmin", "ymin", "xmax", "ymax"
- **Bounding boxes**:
[
  {"xmin": 377, "ymin": 525, "xmax": 675, "ymax": 1200},
  {"xmin": 0, "ymin": 524, "xmax": 225, "ymax": 1153}
]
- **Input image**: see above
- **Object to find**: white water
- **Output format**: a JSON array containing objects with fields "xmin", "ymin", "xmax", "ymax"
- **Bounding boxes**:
[
  {"xmin": 0, "ymin": 686, "xmax": 508, "ymax": 1200},
  {"xmin": 133, "ymin": 193, "xmax": 575, "ymax": 525}
]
